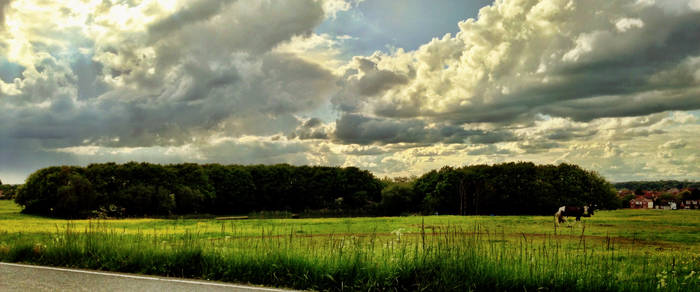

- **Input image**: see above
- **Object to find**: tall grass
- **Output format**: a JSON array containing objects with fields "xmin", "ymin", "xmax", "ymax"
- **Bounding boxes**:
[{"xmin": 1, "ymin": 221, "xmax": 697, "ymax": 291}]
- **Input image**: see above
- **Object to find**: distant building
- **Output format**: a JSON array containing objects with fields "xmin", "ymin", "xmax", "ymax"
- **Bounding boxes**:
[
  {"xmin": 659, "ymin": 202, "xmax": 677, "ymax": 210},
  {"xmin": 681, "ymin": 199, "xmax": 699, "ymax": 209},
  {"xmin": 642, "ymin": 191, "xmax": 660, "ymax": 200},
  {"xmin": 630, "ymin": 196, "xmax": 653, "ymax": 209}
]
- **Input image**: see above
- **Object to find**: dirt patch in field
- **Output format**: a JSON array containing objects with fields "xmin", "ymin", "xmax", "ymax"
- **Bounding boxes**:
[{"xmin": 495, "ymin": 232, "xmax": 686, "ymax": 250}]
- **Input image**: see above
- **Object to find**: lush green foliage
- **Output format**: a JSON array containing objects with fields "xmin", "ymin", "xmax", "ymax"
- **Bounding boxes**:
[
  {"xmin": 0, "ymin": 201, "xmax": 698, "ymax": 291},
  {"xmin": 0, "ymin": 184, "xmax": 19, "ymax": 200},
  {"xmin": 379, "ymin": 182, "xmax": 419, "ymax": 216},
  {"xmin": 15, "ymin": 162, "xmax": 621, "ymax": 218},
  {"xmin": 414, "ymin": 162, "xmax": 621, "ymax": 215},
  {"xmin": 614, "ymin": 180, "xmax": 700, "ymax": 191},
  {"xmin": 15, "ymin": 163, "xmax": 382, "ymax": 218}
]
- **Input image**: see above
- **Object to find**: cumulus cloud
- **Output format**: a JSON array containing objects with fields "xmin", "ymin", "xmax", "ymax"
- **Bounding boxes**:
[
  {"xmin": 314, "ymin": 0, "xmax": 700, "ymax": 181},
  {"xmin": 7, "ymin": 0, "xmax": 338, "ymax": 141},
  {"xmin": 333, "ymin": 114, "xmax": 435, "ymax": 145},
  {"xmin": 516, "ymin": 140, "xmax": 562, "ymax": 154},
  {"xmin": 615, "ymin": 18, "xmax": 644, "ymax": 32},
  {"xmin": 289, "ymin": 117, "xmax": 332, "ymax": 140},
  {"xmin": 0, "ymin": 0, "xmax": 346, "ymax": 182},
  {"xmin": 0, "ymin": 0, "xmax": 10, "ymax": 28},
  {"xmin": 1, "ymin": 0, "xmax": 699, "ymax": 183},
  {"xmin": 515, "ymin": 116, "xmax": 597, "ymax": 142},
  {"xmin": 466, "ymin": 145, "xmax": 512, "ymax": 156},
  {"xmin": 332, "ymin": 113, "xmax": 517, "ymax": 145},
  {"xmin": 332, "ymin": 55, "xmax": 410, "ymax": 112},
  {"xmin": 692, "ymin": 0, "xmax": 700, "ymax": 10},
  {"xmin": 342, "ymin": 145, "xmax": 390, "ymax": 156},
  {"xmin": 332, "ymin": 0, "xmax": 700, "ymax": 124},
  {"xmin": 660, "ymin": 139, "xmax": 687, "ymax": 150}
]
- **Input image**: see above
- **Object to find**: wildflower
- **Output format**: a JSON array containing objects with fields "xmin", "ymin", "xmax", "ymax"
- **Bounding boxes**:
[
  {"xmin": 656, "ymin": 271, "xmax": 668, "ymax": 289},
  {"xmin": 32, "ymin": 243, "xmax": 45, "ymax": 254},
  {"xmin": 391, "ymin": 228, "xmax": 404, "ymax": 241}
]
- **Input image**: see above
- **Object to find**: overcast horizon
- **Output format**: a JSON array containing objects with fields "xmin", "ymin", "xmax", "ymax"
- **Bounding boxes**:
[{"xmin": 1, "ymin": 0, "xmax": 699, "ymax": 184}]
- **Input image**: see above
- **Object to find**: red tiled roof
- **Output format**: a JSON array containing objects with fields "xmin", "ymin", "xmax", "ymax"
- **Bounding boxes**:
[{"xmin": 630, "ymin": 196, "xmax": 652, "ymax": 202}]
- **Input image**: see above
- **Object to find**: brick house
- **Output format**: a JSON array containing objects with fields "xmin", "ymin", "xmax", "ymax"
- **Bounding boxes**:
[
  {"xmin": 681, "ymin": 199, "xmax": 699, "ymax": 209},
  {"xmin": 642, "ymin": 190, "xmax": 660, "ymax": 200},
  {"xmin": 630, "ymin": 196, "xmax": 653, "ymax": 209}
]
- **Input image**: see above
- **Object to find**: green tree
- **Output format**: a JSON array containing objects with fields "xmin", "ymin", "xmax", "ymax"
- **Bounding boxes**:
[
  {"xmin": 379, "ymin": 182, "xmax": 415, "ymax": 216},
  {"xmin": 55, "ymin": 172, "xmax": 97, "ymax": 218},
  {"xmin": 621, "ymin": 194, "xmax": 635, "ymax": 207},
  {"xmin": 15, "ymin": 166, "xmax": 97, "ymax": 218},
  {"xmin": 204, "ymin": 164, "xmax": 256, "ymax": 214}
]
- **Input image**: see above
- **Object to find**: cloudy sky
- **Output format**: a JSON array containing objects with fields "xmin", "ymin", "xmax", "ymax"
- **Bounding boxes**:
[{"xmin": 1, "ymin": 0, "xmax": 699, "ymax": 184}]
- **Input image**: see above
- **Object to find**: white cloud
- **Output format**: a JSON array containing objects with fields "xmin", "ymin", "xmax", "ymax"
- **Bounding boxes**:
[
  {"xmin": 660, "ymin": 139, "xmax": 687, "ymax": 149},
  {"xmin": 615, "ymin": 18, "xmax": 644, "ymax": 32},
  {"xmin": 1, "ymin": 0, "xmax": 700, "ymax": 183},
  {"xmin": 333, "ymin": 0, "xmax": 700, "ymax": 124},
  {"xmin": 691, "ymin": 0, "xmax": 700, "ymax": 10}
]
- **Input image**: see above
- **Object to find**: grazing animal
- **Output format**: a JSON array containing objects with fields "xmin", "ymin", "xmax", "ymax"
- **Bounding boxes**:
[{"xmin": 555, "ymin": 205, "xmax": 593, "ymax": 225}]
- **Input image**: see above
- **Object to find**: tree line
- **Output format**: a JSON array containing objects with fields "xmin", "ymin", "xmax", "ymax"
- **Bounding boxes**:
[
  {"xmin": 13, "ymin": 162, "xmax": 620, "ymax": 218},
  {"xmin": 14, "ymin": 163, "xmax": 383, "ymax": 218},
  {"xmin": 613, "ymin": 180, "xmax": 700, "ymax": 191},
  {"xmin": 0, "ymin": 180, "xmax": 20, "ymax": 200},
  {"xmin": 380, "ymin": 162, "xmax": 620, "ymax": 216}
]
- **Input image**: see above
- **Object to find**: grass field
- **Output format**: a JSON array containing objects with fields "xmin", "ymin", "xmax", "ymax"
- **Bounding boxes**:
[{"xmin": 0, "ymin": 200, "xmax": 698, "ymax": 291}]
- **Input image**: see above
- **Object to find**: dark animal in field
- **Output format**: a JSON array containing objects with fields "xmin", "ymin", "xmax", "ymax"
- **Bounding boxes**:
[{"xmin": 555, "ymin": 205, "xmax": 593, "ymax": 225}]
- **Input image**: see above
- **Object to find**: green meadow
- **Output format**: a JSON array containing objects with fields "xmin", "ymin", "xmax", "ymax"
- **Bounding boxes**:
[{"xmin": 0, "ymin": 200, "xmax": 698, "ymax": 291}]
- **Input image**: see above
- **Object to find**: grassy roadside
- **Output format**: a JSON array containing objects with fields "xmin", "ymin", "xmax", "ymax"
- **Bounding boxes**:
[{"xmin": 0, "ymin": 201, "xmax": 699, "ymax": 291}]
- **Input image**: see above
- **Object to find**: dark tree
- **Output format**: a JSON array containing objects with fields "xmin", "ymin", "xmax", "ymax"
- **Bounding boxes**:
[{"xmin": 413, "ymin": 162, "xmax": 620, "ymax": 215}]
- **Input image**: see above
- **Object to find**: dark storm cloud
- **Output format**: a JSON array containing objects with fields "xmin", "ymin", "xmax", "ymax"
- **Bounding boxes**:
[
  {"xmin": 467, "ymin": 130, "xmax": 517, "ymax": 144},
  {"xmin": 0, "ymin": 0, "xmax": 10, "ymax": 28},
  {"xmin": 88, "ymin": 52, "xmax": 333, "ymax": 147},
  {"xmin": 290, "ymin": 117, "xmax": 330, "ymax": 140},
  {"xmin": 333, "ymin": 114, "xmax": 515, "ymax": 145},
  {"xmin": 303, "ymin": 117, "xmax": 322, "ymax": 128},
  {"xmin": 536, "ymin": 89, "xmax": 700, "ymax": 122},
  {"xmin": 352, "ymin": 57, "xmax": 410, "ymax": 97},
  {"xmin": 332, "ymin": 56, "xmax": 410, "ymax": 112},
  {"xmin": 517, "ymin": 140, "xmax": 562, "ymax": 154},
  {"xmin": 333, "ymin": 114, "xmax": 428, "ymax": 145}
]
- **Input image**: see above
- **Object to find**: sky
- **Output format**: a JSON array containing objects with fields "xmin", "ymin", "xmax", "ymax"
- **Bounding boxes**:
[{"xmin": 1, "ymin": 0, "xmax": 699, "ymax": 184}]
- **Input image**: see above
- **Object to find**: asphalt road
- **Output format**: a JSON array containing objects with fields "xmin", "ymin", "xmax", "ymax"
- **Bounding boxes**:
[{"xmin": 0, "ymin": 262, "xmax": 295, "ymax": 292}]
